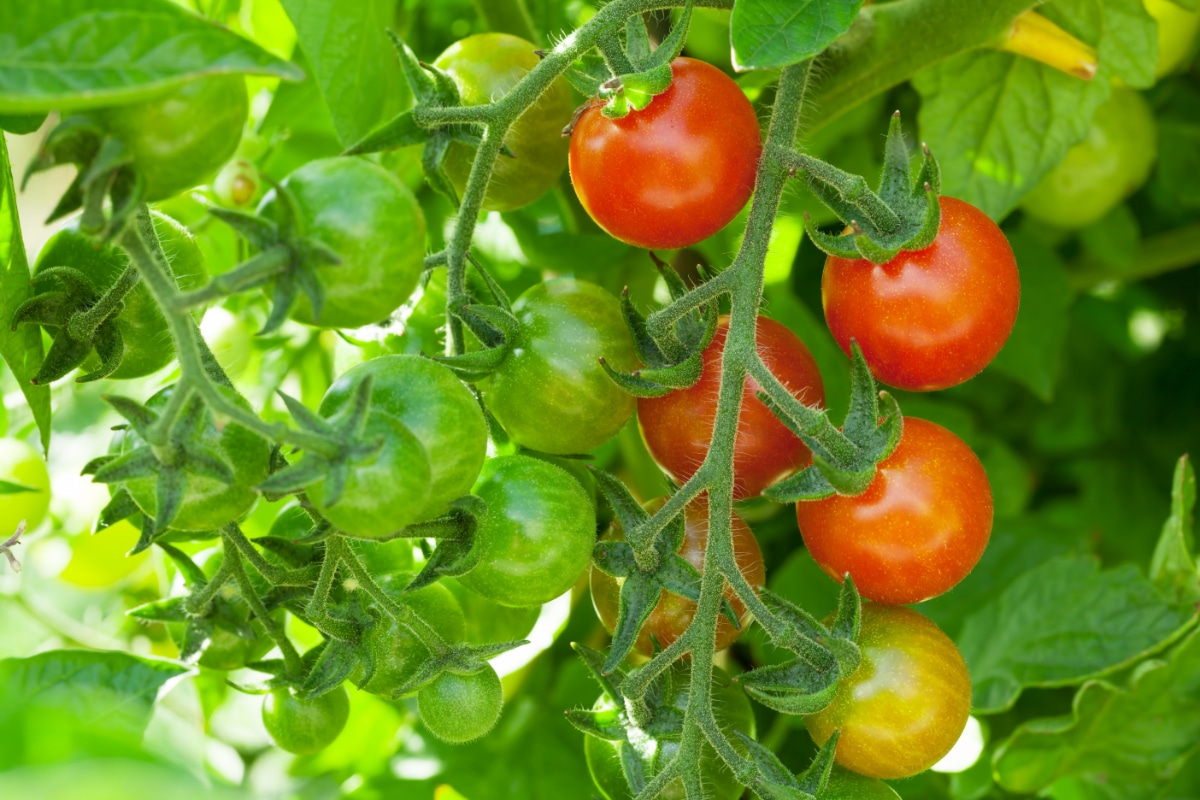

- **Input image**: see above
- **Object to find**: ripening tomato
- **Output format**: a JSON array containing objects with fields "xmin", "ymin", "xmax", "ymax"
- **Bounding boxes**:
[
  {"xmin": 569, "ymin": 57, "xmax": 762, "ymax": 249},
  {"xmin": 638, "ymin": 315, "xmax": 825, "ymax": 500},
  {"xmin": 822, "ymin": 196, "xmax": 1020, "ymax": 392},
  {"xmin": 805, "ymin": 604, "xmax": 971, "ymax": 780},
  {"xmin": 796, "ymin": 418, "xmax": 992, "ymax": 605},
  {"xmin": 591, "ymin": 496, "xmax": 764, "ymax": 655}
]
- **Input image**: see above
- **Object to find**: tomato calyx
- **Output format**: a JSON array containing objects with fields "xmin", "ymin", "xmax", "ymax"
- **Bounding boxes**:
[
  {"xmin": 789, "ymin": 111, "xmax": 942, "ymax": 264},
  {"xmin": 737, "ymin": 729, "xmax": 842, "ymax": 800},
  {"xmin": 390, "ymin": 640, "xmax": 522, "ymax": 701},
  {"xmin": 600, "ymin": 254, "xmax": 719, "ymax": 398}
]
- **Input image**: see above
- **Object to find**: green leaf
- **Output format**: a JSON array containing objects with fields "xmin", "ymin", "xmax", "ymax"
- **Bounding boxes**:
[
  {"xmin": 0, "ymin": 112, "xmax": 47, "ymax": 134},
  {"xmin": 0, "ymin": 649, "xmax": 188, "ymax": 768},
  {"xmin": 1150, "ymin": 456, "xmax": 1199, "ymax": 604},
  {"xmin": 958, "ymin": 556, "xmax": 1197, "ymax": 714},
  {"xmin": 914, "ymin": 50, "xmax": 1109, "ymax": 220},
  {"xmin": 0, "ymin": 134, "xmax": 50, "ymax": 449},
  {"xmin": 986, "ymin": 232, "xmax": 1075, "ymax": 400},
  {"xmin": 280, "ymin": 0, "xmax": 411, "ymax": 147},
  {"xmin": 993, "ymin": 629, "xmax": 1200, "ymax": 798},
  {"xmin": 1044, "ymin": 0, "xmax": 1157, "ymax": 89},
  {"xmin": 0, "ymin": 0, "xmax": 304, "ymax": 113},
  {"xmin": 730, "ymin": 0, "xmax": 864, "ymax": 71}
]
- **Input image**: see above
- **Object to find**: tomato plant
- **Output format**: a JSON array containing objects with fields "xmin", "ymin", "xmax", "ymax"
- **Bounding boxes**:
[
  {"xmin": 262, "ymin": 685, "xmax": 351, "ymax": 755},
  {"xmin": 569, "ymin": 57, "xmax": 762, "ymax": 249},
  {"xmin": 417, "ymin": 666, "xmax": 504, "ymax": 744}
]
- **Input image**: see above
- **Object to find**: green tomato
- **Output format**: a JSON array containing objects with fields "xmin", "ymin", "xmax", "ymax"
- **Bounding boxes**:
[
  {"xmin": 458, "ymin": 455, "xmax": 595, "ymax": 607},
  {"xmin": 114, "ymin": 386, "xmax": 271, "ymax": 532},
  {"xmin": 262, "ymin": 685, "xmax": 350, "ymax": 755},
  {"xmin": 444, "ymin": 577, "xmax": 540, "ymax": 645},
  {"xmin": 480, "ymin": 278, "xmax": 639, "ymax": 454},
  {"xmin": 199, "ymin": 307, "xmax": 255, "ymax": 380},
  {"xmin": 307, "ymin": 410, "xmax": 432, "ymax": 539},
  {"xmin": 434, "ymin": 33, "xmax": 574, "ymax": 212},
  {"xmin": 94, "ymin": 75, "xmax": 248, "ymax": 201},
  {"xmin": 34, "ymin": 212, "xmax": 208, "ymax": 379},
  {"xmin": 259, "ymin": 157, "xmax": 426, "ymax": 329},
  {"xmin": 417, "ymin": 665, "xmax": 504, "ymax": 744},
  {"xmin": 320, "ymin": 355, "xmax": 487, "ymax": 522},
  {"xmin": 585, "ymin": 665, "xmax": 755, "ymax": 800},
  {"xmin": 1146, "ymin": 0, "xmax": 1200, "ymax": 77},
  {"xmin": 0, "ymin": 438, "xmax": 50, "ymax": 535},
  {"xmin": 1022, "ymin": 88, "xmax": 1157, "ymax": 229}
]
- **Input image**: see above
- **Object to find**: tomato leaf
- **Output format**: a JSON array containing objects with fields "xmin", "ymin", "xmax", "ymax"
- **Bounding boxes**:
[
  {"xmin": 0, "ymin": 0, "xmax": 303, "ymax": 113},
  {"xmin": 730, "ymin": 0, "xmax": 864, "ymax": 71},
  {"xmin": 1150, "ymin": 456, "xmax": 1199, "ymax": 604}
]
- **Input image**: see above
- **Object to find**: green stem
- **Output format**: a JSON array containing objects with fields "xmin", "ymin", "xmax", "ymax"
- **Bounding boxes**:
[
  {"xmin": 1071, "ymin": 223, "xmax": 1200, "ymax": 289},
  {"xmin": 223, "ymin": 535, "xmax": 303, "ymax": 675},
  {"xmin": 175, "ymin": 245, "xmax": 292, "ymax": 310}
]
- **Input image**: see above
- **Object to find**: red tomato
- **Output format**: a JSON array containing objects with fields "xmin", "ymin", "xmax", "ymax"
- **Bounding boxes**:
[
  {"xmin": 638, "ymin": 315, "xmax": 825, "ymax": 500},
  {"xmin": 805, "ymin": 603, "xmax": 972, "ymax": 779},
  {"xmin": 821, "ymin": 196, "xmax": 1020, "ymax": 392},
  {"xmin": 590, "ymin": 495, "xmax": 765, "ymax": 655},
  {"xmin": 796, "ymin": 417, "xmax": 992, "ymax": 605},
  {"xmin": 568, "ymin": 57, "xmax": 762, "ymax": 250}
]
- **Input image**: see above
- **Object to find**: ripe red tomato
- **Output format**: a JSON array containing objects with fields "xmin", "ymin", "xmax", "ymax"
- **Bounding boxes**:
[
  {"xmin": 796, "ymin": 417, "xmax": 992, "ymax": 605},
  {"xmin": 821, "ymin": 196, "xmax": 1020, "ymax": 392},
  {"xmin": 805, "ymin": 604, "xmax": 971, "ymax": 780},
  {"xmin": 568, "ymin": 57, "xmax": 761, "ymax": 250},
  {"xmin": 590, "ymin": 495, "xmax": 765, "ymax": 655},
  {"xmin": 638, "ymin": 315, "xmax": 825, "ymax": 500}
]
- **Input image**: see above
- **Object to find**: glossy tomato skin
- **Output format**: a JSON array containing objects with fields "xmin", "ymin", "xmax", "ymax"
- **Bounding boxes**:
[
  {"xmin": 638, "ymin": 315, "xmax": 825, "ymax": 500},
  {"xmin": 307, "ymin": 410, "xmax": 432, "ymax": 539},
  {"xmin": 258, "ymin": 157, "xmax": 425, "ymax": 329},
  {"xmin": 586, "ymin": 665, "xmax": 755, "ymax": 800},
  {"xmin": 0, "ymin": 438, "xmax": 50, "ymax": 535},
  {"xmin": 320, "ymin": 355, "xmax": 487, "ymax": 522},
  {"xmin": 1021, "ymin": 89, "xmax": 1157, "ymax": 229},
  {"xmin": 458, "ymin": 455, "xmax": 595, "ymax": 607},
  {"xmin": 95, "ymin": 75, "xmax": 248, "ymax": 201},
  {"xmin": 805, "ymin": 604, "xmax": 971, "ymax": 780},
  {"xmin": 418, "ymin": 665, "xmax": 504, "ymax": 743},
  {"xmin": 569, "ymin": 58, "xmax": 761, "ymax": 250},
  {"xmin": 262, "ymin": 685, "xmax": 350, "ymax": 755},
  {"xmin": 34, "ymin": 213, "xmax": 208, "ymax": 379},
  {"xmin": 435, "ymin": 33, "xmax": 574, "ymax": 212},
  {"xmin": 481, "ymin": 278, "xmax": 639, "ymax": 455},
  {"xmin": 822, "ymin": 196, "xmax": 1020, "ymax": 392},
  {"xmin": 591, "ymin": 496, "xmax": 764, "ymax": 655},
  {"xmin": 796, "ymin": 417, "xmax": 992, "ymax": 605}
]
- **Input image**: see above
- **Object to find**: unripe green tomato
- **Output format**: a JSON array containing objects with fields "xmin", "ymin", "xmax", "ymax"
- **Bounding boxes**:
[
  {"xmin": 1021, "ymin": 88, "xmax": 1157, "ymax": 229},
  {"xmin": 434, "ymin": 33, "xmax": 574, "ymax": 212},
  {"xmin": 417, "ymin": 665, "xmax": 504, "ymax": 744},
  {"xmin": 443, "ymin": 577, "xmax": 540, "ymax": 645},
  {"xmin": 34, "ymin": 212, "xmax": 208, "ymax": 379},
  {"xmin": 0, "ymin": 438, "xmax": 50, "ymax": 534},
  {"xmin": 1146, "ymin": 0, "xmax": 1200, "ymax": 77},
  {"xmin": 585, "ymin": 666, "xmax": 755, "ymax": 800},
  {"xmin": 199, "ymin": 307, "xmax": 255, "ymax": 380},
  {"xmin": 262, "ymin": 685, "xmax": 350, "ymax": 755},
  {"xmin": 94, "ymin": 75, "xmax": 248, "ymax": 201},
  {"xmin": 212, "ymin": 158, "xmax": 260, "ymax": 207}
]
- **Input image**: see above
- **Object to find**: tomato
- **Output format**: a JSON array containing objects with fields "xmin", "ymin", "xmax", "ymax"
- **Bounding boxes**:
[
  {"xmin": 796, "ymin": 417, "xmax": 992, "ymax": 605},
  {"xmin": 569, "ymin": 57, "xmax": 761, "ymax": 250},
  {"xmin": 0, "ymin": 438, "xmax": 50, "ymax": 535},
  {"xmin": 1021, "ymin": 89, "xmax": 1157, "ymax": 229},
  {"xmin": 306, "ymin": 411, "xmax": 432, "ymax": 539},
  {"xmin": 591, "ymin": 496, "xmax": 764, "ymax": 655},
  {"xmin": 1145, "ymin": 0, "xmax": 1200, "ymax": 77},
  {"xmin": 212, "ymin": 157, "xmax": 260, "ymax": 208},
  {"xmin": 638, "ymin": 315, "xmax": 825, "ymax": 500},
  {"xmin": 443, "ymin": 577, "xmax": 541, "ymax": 645},
  {"xmin": 480, "ymin": 279, "xmax": 639, "ymax": 455},
  {"xmin": 804, "ymin": 604, "xmax": 971, "ymax": 780},
  {"xmin": 258, "ymin": 157, "xmax": 426, "ymax": 329},
  {"xmin": 434, "ymin": 33, "xmax": 574, "ymax": 212},
  {"xmin": 457, "ymin": 455, "xmax": 595, "ymax": 607},
  {"xmin": 262, "ymin": 685, "xmax": 350, "ymax": 755},
  {"xmin": 822, "ymin": 196, "xmax": 1020, "ymax": 392},
  {"xmin": 33, "ymin": 212, "xmax": 208, "ymax": 379},
  {"xmin": 319, "ymin": 355, "xmax": 487, "ymax": 522},
  {"xmin": 114, "ymin": 385, "xmax": 271, "ymax": 531},
  {"xmin": 199, "ymin": 306, "xmax": 255, "ymax": 380},
  {"xmin": 94, "ymin": 75, "xmax": 248, "ymax": 202},
  {"xmin": 586, "ymin": 665, "xmax": 754, "ymax": 800},
  {"xmin": 352, "ymin": 574, "xmax": 466, "ymax": 697},
  {"xmin": 418, "ymin": 665, "xmax": 504, "ymax": 744}
]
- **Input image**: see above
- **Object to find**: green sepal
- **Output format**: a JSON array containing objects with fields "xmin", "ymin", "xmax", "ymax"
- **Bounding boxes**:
[
  {"xmin": 430, "ymin": 343, "xmax": 512, "ymax": 381},
  {"xmin": 402, "ymin": 497, "xmax": 485, "ymax": 592},
  {"xmin": 421, "ymin": 130, "xmax": 459, "ymax": 203},
  {"xmin": 738, "ymin": 656, "xmax": 841, "ymax": 716},
  {"xmin": 589, "ymin": 467, "xmax": 649, "ymax": 534},
  {"xmin": 625, "ymin": 14, "xmax": 655, "ymax": 70},
  {"xmin": 620, "ymin": 287, "xmax": 669, "ymax": 365},
  {"xmin": 157, "ymin": 541, "xmax": 208, "ymax": 588},
  {"xmin": 390, "ymin": 640, "xmax": 525, "ymax": 699},
  {"xmin": 797, "ymin": 733, "xmax": 839, "ymax": 796},
  {"xmin": 809, "ymin": 452, "xmax": 876, "ymax": 497},
  {"xmin": 179, "ymin": 617, "xmax": 213, "ymax": 664},
  {"xmin": 92, "ymin": 447, "xmax": 158, "ymax": 484},
  {"xmin": 207, "ymin": 207, "xmax": 278, "ymax": 251},
  {"xmin": 343, "ymin": 109, "xmax": 426, "ymax": 156},
  {"xmin": 597, "ymin": 359, "xmax": 673, "ymax": 398},
  {"xmin": 565, "ymin": 708, "xmax": 627, "ymax": 741},
  {"xmin": 455, "ymin": 303, "xmax": 520, "ymax": 349},
  {"xmin": 79, "ymin": 322, "xmax": 124, "ymax": 383},
  {"xmin": 301, "ymin": 638, "xmax": 358, "ymax": 699},
  {"xmin": 128, "ymin": 514, "xmax": 159, "ymax": 555},
  {"xmin": 127, "ymin": 596, "xmax": 190, "ymax": 623},
  {"xmin": 571, "ymin": 643, "xmax": 625, "ymax": 704},
  {"xmin": 762, "ymin": 466, "xmax": 835, "ymax": 502},
  {"xmin": 736, "ymin": 732, "xmax": 818, "ymax": 800},
  {"xmin": 565, "ymin": 53, "xmax": 611, "ymax": 97},
  {"xmin": 104, "ymin": 393, "xmax": 158, "ymax": 436}
]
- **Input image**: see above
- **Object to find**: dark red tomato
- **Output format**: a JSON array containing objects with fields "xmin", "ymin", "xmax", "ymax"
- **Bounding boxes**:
[
  {"xmin": 796, "ymin": 417, "xmax": 992, "ymax": 605},
  {"xmin": 568, "ymin": 57, "xmax": 761, "ymax": 250},
  {"xmin": 822, "ymin": 196, "xmax": 1020, "ymax": 392},
  {"xmin": 638, "ymin": 315, "xmax": 825, "ymax": 500},
  {"xmin": 591, "ymin": 495, "xmax": 764, "ymax": 655},
  {"xmin": 805, "ymin": 604, "xmax": 971, "ymax": 779}
]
